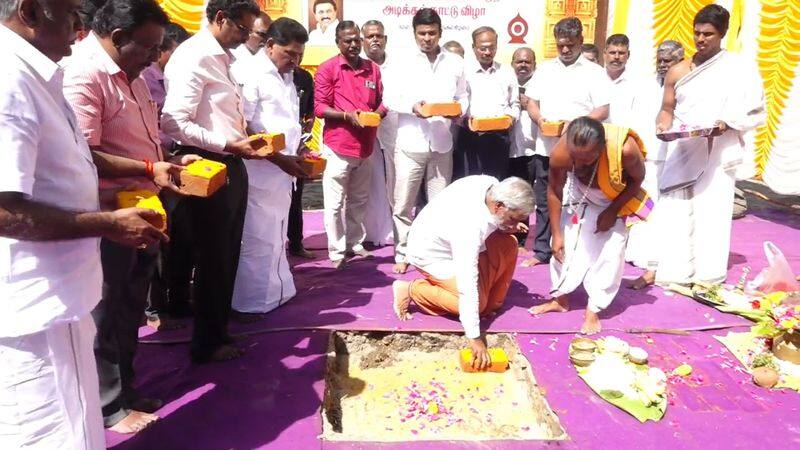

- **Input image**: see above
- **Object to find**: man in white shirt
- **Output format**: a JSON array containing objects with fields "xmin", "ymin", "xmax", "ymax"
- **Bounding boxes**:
[
  {"xmin": 453, "ymin": 26, "xmax": 519, "ymax": 181},
  {"xmin": 361, "ymin": 19, "xmax": 394, "ymax": 247},
  {"xmin": 524, "ymin": 17, "xmax": 611, "ymax": 267},
  {"xmin": 392, "ymin": 176, "xmax": 533, "ymax": 370},
  {"xmin": 161, "ymin": 0, "xmax": 265, "ymax": 363},
  {"xmin": 626, "ymin": 39, "xmax": 685, "ymax": 291},
  {"xmin": 656, "ymin": 40, "xmax": 684, "ymax": 87},
  {"xmin": 307, "ymin": 0, "xmax": 339, "ymax": 46},
  {"xmin": 509, "ymin": 47, "xmax": 544, "ymax": 254},
  {"xmin": 387, "ymin": 8, "xmax": 468, "ymax": 274},
  {"xmin": 0, "ymin": 1, "xmax": 168, "ymax": 448},
  {"xmin": 231, "ymin": 17, "xmax": 308, "ymax": 317},
  {"xmin": 233, "ymin": 10, "xmax": 271, "ymax": 60},
  {"xmin": 603, "ymin": 33, "xmax": 665, "ymax": 283},
  {"xmin": 581, "ymin": 43, "xmax": 600, "ymax": 64},
  {"xmin": 443, "ymin": 40, "xmax": 465, "ymax": 57}
]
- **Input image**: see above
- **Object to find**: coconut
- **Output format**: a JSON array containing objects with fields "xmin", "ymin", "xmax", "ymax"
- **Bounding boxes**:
[
  {"xmin": 628, "ymin": 347, "xmax": 649, "ymax": 365},
  {"xmin": 752, "ymin": 367, "xmax": 780, "ymax": 388},
  {"xmin": 570, "ymin": 338, "xmax": 597, "ymax": 353},
  {"xmin": 570, "ymin": 350, "xmax": 596, "ymax": 367},
  {"xmin": 603, "ymin": 336, "xmax": 630, "ymax": 356}
]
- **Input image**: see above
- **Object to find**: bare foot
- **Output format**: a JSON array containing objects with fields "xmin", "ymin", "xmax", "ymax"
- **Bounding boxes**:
[
  {"xmin": 231, "ymin": 310, "xmax": 265, "ymax": 324},
  {"xmin": 392, "ymin": 262, "xmax": 409, "ymax": 274},
  {"xmin": 207, "ymin": 345, "xmax": 244, "ymax": 362},
  {"xmin": 129, "ymin": 397, "xmax": 163, "ymax": 414},
  {"xmin": 108, "ymin": 410, "xmax": 159, "ymax": 434},
  {"xmin": 146, "ymin": 316, "xmax": 184, "ymax": 331},
  {"xmin": 580, "ymin": 310, "xmax": 602, "ymax": 335},
  {"xmin": 626, "ymin": 270, "xmax": 656, "ymax": 290},
  {"xmin": 528, "ymin": 296, "xmax": 569, "ymax": 315},
  {"xmin": 392, "ymin": 280, "xmax": 413, "ymax": 321},
  {"xmin": 521, "ymin": 257, "xmax": 543, "ymax": 268}
]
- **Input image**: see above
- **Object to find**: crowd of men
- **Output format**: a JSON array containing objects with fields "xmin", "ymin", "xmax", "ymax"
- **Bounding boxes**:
[{"xmin": 0, "ymin": 0, "xmax": 764, "ymax": 448}]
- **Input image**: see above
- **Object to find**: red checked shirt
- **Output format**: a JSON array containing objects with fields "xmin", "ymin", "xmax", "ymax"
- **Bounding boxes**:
[{"xmin": 314, "ymin": 54, "xmax": 386, "ymax": 158}]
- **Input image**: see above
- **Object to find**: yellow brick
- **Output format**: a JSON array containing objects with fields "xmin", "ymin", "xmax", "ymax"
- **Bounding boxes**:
[
  {"xmin": 357, "ymin": 111, "xmax": 382, "ymax": 127},
  {"xmin": 179, "ymin": 159, "xmax": 227, "ymax": 197},
  {"xmin": 116, "ymin": 190, "xmax": 167, "ymax": 231},
  {"xmin": 469, "ymin": 116, "xmax": 513, "ymax": 132},
  {"xmin": 249, "ymin": 133, "xmax": 286, "ymax": 156},
  {"xmin": 458, "ymin": 347, "xmax": 509, "ymax": 373},
  {"xmin": 419, "ymin": 102, "xmax": 462, "ymax": 118}
]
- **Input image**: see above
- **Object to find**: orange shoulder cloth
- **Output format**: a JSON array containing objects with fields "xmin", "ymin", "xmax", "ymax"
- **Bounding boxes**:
[{"xmin": 597, "ymin": 124, "xmax": 654, "ymax": 226}]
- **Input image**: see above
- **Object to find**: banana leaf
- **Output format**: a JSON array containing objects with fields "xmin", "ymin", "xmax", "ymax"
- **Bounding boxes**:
[
  {"xmin": 668, "ymin": 283, "xmax": 767, "ymax": 322},
  {"xmin": 574, "ymin": 366, "xmax": 667, "ymax": 423}
]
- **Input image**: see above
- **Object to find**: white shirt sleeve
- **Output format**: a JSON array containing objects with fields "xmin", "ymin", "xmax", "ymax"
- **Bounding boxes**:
[
  {"xmin": 241, "ymin": 74, "xmax": 265, "ymax": 133},
  {"xmin": 454, "ymin": 63, "xmax": 469, "ymax": 118},
  {"xmin": 527, "ymin": 68, "xmax": 544, "ymax": 102},
  {"xmin": 452, "ymin": 227, "xmax": 484, "ymax": 339},
  {"xmin": 161, "ymin": 59, "xmax": 228, "ymax": 152},
  {"xmin": 506, "ymin": 70, "xmax": 521, "ymax": 119},
  {"xmin": 0, "ymin": 80, "xmax": 38, "ymax": 195},
  {"xmin": 589, "ymin": 67, "xmax": 613, "ymax": 110},
  {"xmin": 383, "ymin": 63, "xmax": 417, "ymax": 115}
]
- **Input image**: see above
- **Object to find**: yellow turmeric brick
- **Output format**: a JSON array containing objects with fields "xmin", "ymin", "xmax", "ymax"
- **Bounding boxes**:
[
  {"xmin": 116, "ymin": 190, "xmax": 167, "ymax": 231},
  {"xmin": 458, "ymin": 348, "xmax": 509, "ymax": 373}
]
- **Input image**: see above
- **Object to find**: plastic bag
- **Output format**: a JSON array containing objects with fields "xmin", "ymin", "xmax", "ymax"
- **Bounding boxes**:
[{"xmin": 747, "ymin": 241, "xmax": 799, "ymax": 294}]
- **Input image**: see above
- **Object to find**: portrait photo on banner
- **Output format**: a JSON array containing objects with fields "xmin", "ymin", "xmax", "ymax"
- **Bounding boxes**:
[{"xmin": 305, "ymin": 0, "xmax": 344, "ymax": 46}]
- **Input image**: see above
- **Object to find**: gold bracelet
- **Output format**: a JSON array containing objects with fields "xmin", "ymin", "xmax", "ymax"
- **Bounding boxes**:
[{"xmin": 342, "ymin": 111, "xmax": 347, "ymax": 121}]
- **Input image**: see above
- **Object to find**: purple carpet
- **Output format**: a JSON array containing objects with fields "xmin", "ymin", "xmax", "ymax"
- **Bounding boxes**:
[
  {"xmin": 140, "ymin": 211, "xmax": 799, "ymax": 344},
  {"xmin": 109, "ymin": 328, "xmax": 800, "ymax": 449},
  {"xmin": 112, "ymin": 208, "xmax": 800, "ymax": 449}
]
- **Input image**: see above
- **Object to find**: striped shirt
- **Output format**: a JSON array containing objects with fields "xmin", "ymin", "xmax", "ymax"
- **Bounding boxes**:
[{"xmin": 63, "ymin": 33, "xmax": 162, "ymax": 194}]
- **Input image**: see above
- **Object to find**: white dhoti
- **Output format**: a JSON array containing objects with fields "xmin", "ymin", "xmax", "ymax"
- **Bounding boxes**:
[
  {"xmin": 550, "ymin": 181, "xmax": 628, "ymax": 313},
  {"xmin": 652, "ymin": 50, "xmax": 764, "ymax": 285},
  {"xmin": 232, "ymin": 161, "xmax": 296, "ymax": 313},
  {"xmin": 624, "ymin": 157, "xmax": 663, "ymax": 269},
  {"xmin": 654, "ymin": 146, "xmax": 737, "ymax": 284},
  {"xmin": 0, "ymin": 315, "xmax": 104, "ymax": 450},
  {"xmin": 363, "ymin": 139, "xmax": 393, "ymax": 246}
]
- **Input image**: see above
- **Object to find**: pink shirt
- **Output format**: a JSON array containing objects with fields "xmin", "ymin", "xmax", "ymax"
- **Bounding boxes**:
[
  {"xmin": 314, "ymin": 55, "xmax": 385, "ymax": 158},
  {"xmin": 63, "ymin": 33, "xmax": 162, "ymax": 193}
]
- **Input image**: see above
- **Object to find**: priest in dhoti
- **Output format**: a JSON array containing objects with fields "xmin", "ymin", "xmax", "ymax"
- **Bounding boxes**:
[
  {"xmin": 530, "ymin": 118, "xmax": 649, "ymax": 334},
  {"xmin": 653, "ymin": 5, "xmax": 764, "ymax": 286},
  {"xmin": 231, "ymin": 19, "xmax": 310, "ymax": 317},
  {"xmin": 392, "ymin": 176, "xmax": 534, "ymax": 369}
]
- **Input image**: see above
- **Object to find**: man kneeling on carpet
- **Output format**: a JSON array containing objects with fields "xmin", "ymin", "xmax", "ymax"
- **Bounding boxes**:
[
  {"xmin": 392, "ymin": 176, "xmax": 534, "ymax": 369},
  {"xmin": 529, "ymin": 117, "xmax": 649, "ymax": 335}
]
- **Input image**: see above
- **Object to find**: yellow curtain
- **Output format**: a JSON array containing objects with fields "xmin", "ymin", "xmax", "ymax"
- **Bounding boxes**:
[
  {"xmin": 158, "ymin": 0, "xmax": 205, "ymax": 33},
  {"xmin": 651, "ymin": 0, "xmax": 714, "ymax": 56},
  {"xmin": 611, "ymin": 0, "xmax": 631, "ymax": 35},
  {"xmin": 753, "ymin": 0, "xmax": 800, "ymax": 175}
]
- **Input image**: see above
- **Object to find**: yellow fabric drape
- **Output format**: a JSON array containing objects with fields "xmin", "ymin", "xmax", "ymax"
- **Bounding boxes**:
[
  {"xmin": 597, "ymin": 124, "xmax": 652, "ymax": 222},
  {"xmin": 651, "ymin": 0, "xmax": 713, "ymax": 57},
  {"xmin": 725, "ymin": 0, "xmax": 745, "ymax": 53},
  {"xmin": 753, "ymin": 0, "xmax": 800, "ymax": 175},
  {"xmin": 612, "ymin": 0, "xmax": 631, "ymax": 35},
  {"xmin": 158, "ymin": 0, "xmax": 205, "ymax": 33}
]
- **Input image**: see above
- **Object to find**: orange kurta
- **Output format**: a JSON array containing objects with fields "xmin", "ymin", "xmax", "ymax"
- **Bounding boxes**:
[{"xmin": 409, "ymin": 232, "xmax": 518, "ymax": 317}]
